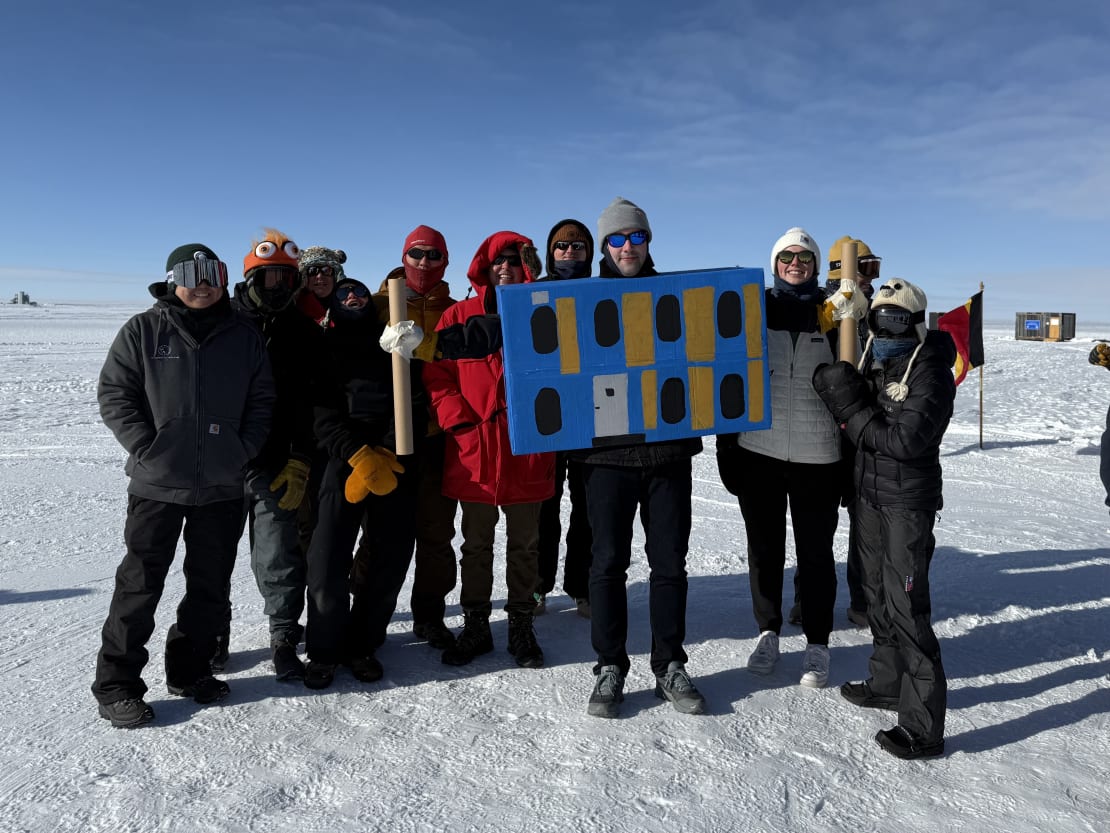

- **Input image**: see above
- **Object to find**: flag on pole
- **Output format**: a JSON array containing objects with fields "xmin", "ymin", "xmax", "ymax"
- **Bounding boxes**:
[{"xmin": 938, "ymin": 291, "xmax": 984, "ymax": 385}]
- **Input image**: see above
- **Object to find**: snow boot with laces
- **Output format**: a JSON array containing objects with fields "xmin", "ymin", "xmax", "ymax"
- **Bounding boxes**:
[
  {"xmin": 441, "ymin": 611, "xmax": 493, "ymax": 666},
  {"xmin": 507, "ymin": 613, "xmax": 544, "ymax": 668}
]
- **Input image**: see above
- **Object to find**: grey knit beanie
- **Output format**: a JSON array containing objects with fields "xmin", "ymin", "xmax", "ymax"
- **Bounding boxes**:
[{"xmin": 598, "ymin": 197, "xmax": 652, "ymax": 245}]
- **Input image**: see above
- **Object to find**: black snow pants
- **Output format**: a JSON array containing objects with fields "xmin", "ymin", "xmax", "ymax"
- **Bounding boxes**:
[
  {"xmin": 92, "ymin": 495, "xmax": 243, "ymax": 704},
  {"xmin": 855, "ymin": 499, "xmax": 947, "ymax": 743}
]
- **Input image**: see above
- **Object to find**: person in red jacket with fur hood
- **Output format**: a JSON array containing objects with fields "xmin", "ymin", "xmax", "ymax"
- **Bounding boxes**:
[{"xmin": 422, "ymin": 230, "xmax": 555, "ymax": 669}]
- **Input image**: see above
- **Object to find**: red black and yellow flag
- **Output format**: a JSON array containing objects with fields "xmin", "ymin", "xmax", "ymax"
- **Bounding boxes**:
[{"xmin": 938, "ymin": 291, "xmax": 984, "ymax": 385}]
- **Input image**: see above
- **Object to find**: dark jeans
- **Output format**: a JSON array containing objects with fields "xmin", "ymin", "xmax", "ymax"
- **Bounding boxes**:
[
  {"xmin": 306, "ymin": 457, "xmax": 417, "ymax": 664},
  {"xmin": 856, "ymin": 499, "xmax": 946, "ymax": 743},
  {"xmin": 245, "ymin": 472, "xmax": 306, "ymax": 645},
  {"xmin": 537, "ymin": 453, "xmax": 593, "ymax": 600},
  {"xmin": 584, "ymin": 460, "xmax": 692, "ymax": 677},
  {"xmin": 92, "ymin": 495, "xmax": 243, "ymax": 704},
  {"xmin": 735, "ymin": 448, "xmax": 840, "ymax": 645}
]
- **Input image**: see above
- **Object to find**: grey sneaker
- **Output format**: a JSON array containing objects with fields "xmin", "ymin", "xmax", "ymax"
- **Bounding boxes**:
[
  {"xmin": 654, "ymin": 662, "xmax": 706, "ymax": 714},
  {"xmin": 799, "ymin": 644, "xmax": 830, "ymax": 689},
  {"xmin": 747, "ymin": 630, "xmax": 780, "ymax": 675},
  {"xmin": 587, "ymin": 665, "xmax": 625, "ymax": 718}
]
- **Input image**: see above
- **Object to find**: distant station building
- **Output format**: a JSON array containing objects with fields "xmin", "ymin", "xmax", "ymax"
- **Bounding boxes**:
[
  {"xmin": 1014, "ymin": 312, "xmax": 1076, "ymax": 342},
  {"xmin": 9, "ymin": 291, "xmax": 37, "ymax": 306}
]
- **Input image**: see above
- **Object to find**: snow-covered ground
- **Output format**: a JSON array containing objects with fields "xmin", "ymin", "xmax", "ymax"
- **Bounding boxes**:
[{"xmin": 1, "ymin": 303, "xmax": 1107, "ymax": 833}]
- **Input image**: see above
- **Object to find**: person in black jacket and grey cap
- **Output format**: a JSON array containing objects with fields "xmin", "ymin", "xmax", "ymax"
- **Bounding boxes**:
[
  {"xmin": 580, "ymin": 197, "xmax": 706, "ymax": 720},
  {"xmin": 92, "ymin": 243, "xmax": 275, "ymax": 728},
  {"xmin": 813, "ymin": 277, "xmax": 956, "ymax": 760}
]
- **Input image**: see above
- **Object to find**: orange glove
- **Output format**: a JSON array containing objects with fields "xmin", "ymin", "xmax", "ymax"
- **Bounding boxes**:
[{"xmin": 344, "ymin": 445, "xmax": 404, "ymax": 502}]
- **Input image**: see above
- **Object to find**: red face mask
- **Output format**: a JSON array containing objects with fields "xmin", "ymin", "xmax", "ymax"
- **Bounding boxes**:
[
  {"xmin": 404, "ymin": 262, "xmax": 446, "ymax": 295},
  {"xmin": 402, "ymin": 225, "xmax": 448, "ymax": 296}
]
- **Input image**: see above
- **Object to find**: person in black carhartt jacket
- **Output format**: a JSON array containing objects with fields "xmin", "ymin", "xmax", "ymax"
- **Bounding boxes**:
[
  {"xmin": 580, "ymin": 198, "xmax": 706, "ymax": 720},
  {"xmin": 92, "ymin": 244, "xmax": 274, "ymax": 728},
  {"xmin": 231, "ymin": 229, "xmax": 322, "ymax": 682},
  {"xmin": 813, "ymin": 277, "xmax": 955, "ymax": 760}
]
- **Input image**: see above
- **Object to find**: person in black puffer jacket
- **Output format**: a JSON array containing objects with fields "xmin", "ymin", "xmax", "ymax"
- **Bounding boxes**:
[
  {"xmin": 302, "ymin": 277, "xmax": 428, "ymax": 690},
  {"xmin": 813, "ymin": 277, "xmax": 956, "ymax": 761}
]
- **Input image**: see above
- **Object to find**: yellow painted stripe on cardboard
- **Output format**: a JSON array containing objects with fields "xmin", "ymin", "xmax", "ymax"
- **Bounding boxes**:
[
  {"xmin": 556, "ymin": 296, "xmax": 580, "ymax": 374},
  {"xmin": 744, "ymin": 283, "xmax": 764, "ymax": 359},
  {"xmin": 747, "ymin": 359, "xmax": 764, "ymax": 423},
  {"xmin": 641, "ymin": 369, "xmax": 658, "ymax": 430},
  {"xmin": 683, "ymin": 286, "xmax": 716, "ymax": 362},
  {"xmin": 688, "ymin": 365, "xmax": 715, "ymax": 429},
  {"xmin": 622, "ymin": 292, "xmax": 655, "ymax": 366}
]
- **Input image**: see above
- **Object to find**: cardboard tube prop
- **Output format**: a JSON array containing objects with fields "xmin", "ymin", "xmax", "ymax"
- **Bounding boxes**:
[
  {"xmin": 838, "ymin": 240, "xmax": 860, "ymax": 365},
  {"xmin": 388, "ymin": 276, "xmax": 414, "ymax": 456}
]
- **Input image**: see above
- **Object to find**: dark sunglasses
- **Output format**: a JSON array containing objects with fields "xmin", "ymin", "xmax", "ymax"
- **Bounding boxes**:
[
  {"xmin": 492, "ymin": 254, "xmax": 522, "ymax": 267},
  {"xmin": 406, "ymin": 247, "xmax": 444, "ymax": 262},
  {"xmin": 166, "ymin": 253, "xmax": 229, "ymax": 289},
  {"xmin": 306, "ymin": 264, "xmax": 336, "ymax": 278},
  {"xmin": 252, "ymin": 265, "xmax": 301, "ymax": 290},
  {"xmin": 776, "ymin": 250, "xmax": 816, "ymax": 265},
  {"xmin": 830, "ymin": 256, "xmax": 881, "ymax": 279},
  {"xmin": 553, "ymin": 241, "xmax": 588, "ymax": 252},
  {"xmin": 335, "ymin": 284, "xmax": 369, "ymax": 301},
  {"xmin": 870, "ymin": 305, "xmax": 917, "ymax": 337},
  {"xmin": 605, "ymin": 231, "xmax": 647, "ymax": 248}
]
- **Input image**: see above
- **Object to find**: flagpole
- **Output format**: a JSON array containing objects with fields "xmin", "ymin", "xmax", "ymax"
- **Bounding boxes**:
[{"xmin": 978, "ymin": 281, "xmax": 985, "ymax": 449}]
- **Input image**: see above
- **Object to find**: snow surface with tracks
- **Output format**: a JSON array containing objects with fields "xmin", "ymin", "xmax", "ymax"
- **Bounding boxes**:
[{"xmin": 1, "ymin": 303, "xmax": 1107, "ymax": 832}]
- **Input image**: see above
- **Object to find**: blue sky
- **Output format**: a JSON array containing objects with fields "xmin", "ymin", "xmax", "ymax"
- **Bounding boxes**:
[{"xmin": 2, "ymin": 0, "xmax": 1108, "ymax": 321}]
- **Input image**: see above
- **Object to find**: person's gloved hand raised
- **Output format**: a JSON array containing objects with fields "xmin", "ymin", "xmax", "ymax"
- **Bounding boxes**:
[
  {"xmin": 269, "ymin": 458, "xmax": 310, "ymax": 511},
  {"xmin": 344, "ymin": 445, "xmax": 404, "ymax": 502},
  {"xmin": 379, "ymin": 320, "xmax": 425, "ymax": 361},
  {"xmin": 825, "ymin": 279, "xmax": 870, "ymax": 322}
]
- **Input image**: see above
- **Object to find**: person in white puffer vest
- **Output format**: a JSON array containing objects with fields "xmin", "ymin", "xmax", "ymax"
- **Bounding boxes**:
[{"xmin": 715, "ymin": 226, "xmax": 866, "ymax": 690}]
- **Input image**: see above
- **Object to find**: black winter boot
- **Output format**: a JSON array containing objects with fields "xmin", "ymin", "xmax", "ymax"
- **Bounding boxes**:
[
  {"xmin": 507, "ymin": 613, "xmax": 544, "ymax": 668},
  {"xmin": 442, "ymin": 611, "xmax": 493, "ymax": 666}
]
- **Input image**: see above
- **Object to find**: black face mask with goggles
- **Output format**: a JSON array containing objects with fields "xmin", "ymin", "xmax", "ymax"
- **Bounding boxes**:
[
  {"xmin": 869, "ymin": 305, "xmax": 924, "ymax": 339},
  {"xmin": 167, "ymin": 251, "xmax": 229, "ymax": 289},
  {"xmin": 246, "ymin": 265, "xmax": 301, "ymax": 313}
]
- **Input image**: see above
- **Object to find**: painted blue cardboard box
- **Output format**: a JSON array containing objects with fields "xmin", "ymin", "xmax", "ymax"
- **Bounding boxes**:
[{"xmin": 496, "ymin": 267, "xmax": 770, "ymax": 455}]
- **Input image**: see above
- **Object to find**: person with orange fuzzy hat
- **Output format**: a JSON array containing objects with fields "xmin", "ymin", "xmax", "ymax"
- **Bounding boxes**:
[
  {"xmin": 229, "ymin": 229, "xmax": 323, "ymax": 682},
  {"xmin": 422, "ymin": 231, "xmax": 554, "ymax": 669}
]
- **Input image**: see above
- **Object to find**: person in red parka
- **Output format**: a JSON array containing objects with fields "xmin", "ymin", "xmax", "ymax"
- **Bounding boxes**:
[{"xmin": 422, "ymin": 230, "xmax": 555, "ymax": 669}]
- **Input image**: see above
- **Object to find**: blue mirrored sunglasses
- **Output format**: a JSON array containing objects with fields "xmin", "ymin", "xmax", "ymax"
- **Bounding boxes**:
[{"xmin": 605, "ymin": 231, "xmax": 647, "ymax": 248}]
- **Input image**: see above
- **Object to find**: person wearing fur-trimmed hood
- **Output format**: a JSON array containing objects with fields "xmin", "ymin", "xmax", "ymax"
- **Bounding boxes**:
[
  {"xmin": 421, "ymin": 230, "xmax": 554, "ymax": 670},
  {"xmin": 813, "ymin": 277, "xmax": 956, "ymax": 760}
]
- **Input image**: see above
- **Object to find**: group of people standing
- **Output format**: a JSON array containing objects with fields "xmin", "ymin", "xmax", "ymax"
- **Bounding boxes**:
[{"xmin": 90, "ymin": 196, "xmax": 958, "ymax": 760}]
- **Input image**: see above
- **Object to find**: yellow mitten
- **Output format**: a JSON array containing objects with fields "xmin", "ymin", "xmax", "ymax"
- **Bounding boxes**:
[
  {"xmin": 269, "ymin": 458, "xmax": 310, "ymax": 511},
  {"xmin": 344, "ymin": 445, "xmax": 405, "ymax": 502}
]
